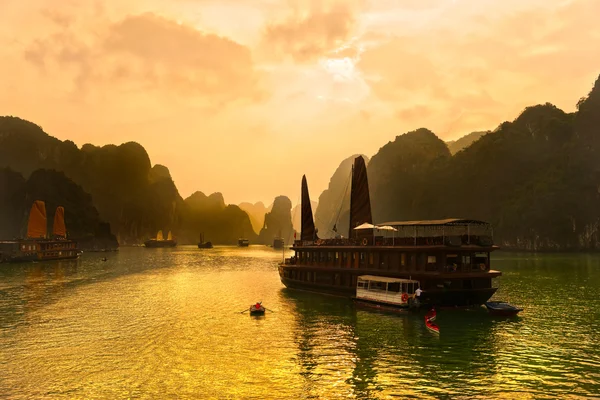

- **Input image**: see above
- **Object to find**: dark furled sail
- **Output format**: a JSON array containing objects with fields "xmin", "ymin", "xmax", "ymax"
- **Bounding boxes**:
[
  {"xmin": 349, "ymin": 156, "xmax": 373, "ymax": 238},
  {"xmin": 301, "ymin": 175, "xmax": 318, "ymax": 241}
]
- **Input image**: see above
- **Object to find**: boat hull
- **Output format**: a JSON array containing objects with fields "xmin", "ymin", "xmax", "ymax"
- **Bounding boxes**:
[
  {"xmin": 249, "ymin": 305, "xmax": 265, "ymax": 315},
  {"xmin": 198, "ymin": 242, "xmax": 213, "ymax": 249},
  {"xmin": 144, "ymin": 240, "xmax": 177, "ymax": 248},
  {"xmin": 0, "ymin": 239, "xmax": 80, "ymax": 263},
  {"xmin": 279, "ymin": 267, "xmax": 497, "ymax": 307},
  {"xmin": 425, "ymin": 321, "xmax": 440, "ymax": 334},
  {"xmin": 352, "ymin": 297, "xmax": 412, "ymax": 313},
  {"xmin": 484, "ymin": 302, "xmax": 523, "ymax": 316}
]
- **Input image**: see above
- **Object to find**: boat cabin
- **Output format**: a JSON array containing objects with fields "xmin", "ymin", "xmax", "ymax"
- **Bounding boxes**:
[{"xmin": 356, "ymin": 275, "xmax": 420, "ymax": 308}]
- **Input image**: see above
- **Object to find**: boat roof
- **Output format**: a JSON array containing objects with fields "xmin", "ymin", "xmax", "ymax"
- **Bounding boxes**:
[
  {"xmin": 358, "ymin": 275, "xmax": 420, "ymax": 283},
  {"xmin": 379, "ymin": 218, "xmax": 489, "ymax": 227}
]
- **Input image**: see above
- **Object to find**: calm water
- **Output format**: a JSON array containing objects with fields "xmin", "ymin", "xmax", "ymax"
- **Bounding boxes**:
[{"xmin": 0, "ymin": 247, "xmax": 599, "ymax": 399}]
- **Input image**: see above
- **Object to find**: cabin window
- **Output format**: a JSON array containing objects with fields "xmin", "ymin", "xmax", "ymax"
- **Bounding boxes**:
[
  {"xmin": 462, "ymin": 255, "xmax": 471, "ymax": 269},
  {"xmin": 388, "ymin": 282, "xmax": 400, "ymax": 292},
  {"xmin": 425, "ymin": 255, "xmax": 437, "ymax": 272},
  {"xmin": 369, "ymin": 281, "xmax": 386, "ymax": 291},
  {"xmin": 357, "ymin": 281, "xmax": 367, "ymax": 288},
  {"xmin": 335, "ymin": 252, "xmax": 339, "ymax": 263},
  {"xmin": 379, "ymin": 253, "xmax": 386, "ymax": 268},
  {"xmin": 360, "ymin": 253, "xmax": 366, "ymax": 266},
  {"xmin": 369, "ymin": 253, "xmax": 374, "ymax": 266},
  {"xmin": 401, "ymin": 253, "xmax": 406, "ymax": 266},
  {"xmin": 327, "ymin": 252, "xmax": 333, "ymax": 262},
  {"xmin": 474, "ymin": 253, "xmax": 488, "ymax": 270},
  {"xmin": 342, "ymin": 252, "xmax": 348, "ymax": 265}
]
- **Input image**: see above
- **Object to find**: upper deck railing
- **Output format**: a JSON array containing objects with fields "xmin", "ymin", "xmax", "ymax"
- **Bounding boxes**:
[{"xmin": 294, "ymin": 219, "xmax": 494, "ymax": 248}]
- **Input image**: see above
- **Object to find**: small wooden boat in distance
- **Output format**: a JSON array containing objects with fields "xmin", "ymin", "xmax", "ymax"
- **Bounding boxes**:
[
  {"xmin": 484, "ymin": 301, "xmax": 523, "ymax": 316},
  {"xmin": 249, "ymin": 302, "xmax": 265, "ymax": 315},
  {"xmin": 197, "ymin": 233, "xmax": 213, "ymax": 249},
  {"xmin": 238, "ymin": 238, "xmax": 250, "ymax": 247},
  {"xmin": 273, "ymin": 237, "xmax": 284, "ymax": 249}
]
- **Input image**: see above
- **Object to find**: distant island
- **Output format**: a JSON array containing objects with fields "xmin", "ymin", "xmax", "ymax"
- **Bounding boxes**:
[{"xmin": 2, "ymin": 74, "xmax": 600, "ymax": 251}]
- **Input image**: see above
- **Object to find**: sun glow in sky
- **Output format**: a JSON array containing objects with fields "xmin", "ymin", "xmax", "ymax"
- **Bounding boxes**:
[{"xmin": 1, "ymin": 0, "xmax": 599, "ymax": 205}]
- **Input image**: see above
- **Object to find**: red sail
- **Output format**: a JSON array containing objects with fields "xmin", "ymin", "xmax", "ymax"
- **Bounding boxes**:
[
  {"xmin": 301, "ymin": 175, "xmax": 318, "ymax": 241},
  {"xmin": 53, "ymin": 206, "xmax": 67, "ymax": 238},
  {"xmin": 349, "ymin": 156, "xmax": 373, "ymax": 238},
  {"xmin": 27, "ymin": 200, "xmax": 47, "ymax": 239}
]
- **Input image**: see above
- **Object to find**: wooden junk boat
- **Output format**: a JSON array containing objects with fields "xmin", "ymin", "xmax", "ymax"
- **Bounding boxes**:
[
  {"xmin": 278, "ymin": 156, "xmax": 502, "ymax": 307},
  {"xmin": 198, "ymin": 233, "xmax": 213, "ymax": 249},
  {"xmin": 144, "ymin": 230, "xmax": 177, "ymax": 248},
  {"xmin": 0, "ymin": 201, "xmax": 79, "ymax": 263},
  {"xmin": 484, "ymin": 301, "xmax": 523, "ymax": 316}
]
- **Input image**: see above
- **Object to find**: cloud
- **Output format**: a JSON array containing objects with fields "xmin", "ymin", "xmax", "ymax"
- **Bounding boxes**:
[
  {"xmin": 262, "ymin": 2, "xmax": 358, "ymax": 62},
  {"xmin": 23, "ymin": 12, "xmax": 264, "ymax": 104}
]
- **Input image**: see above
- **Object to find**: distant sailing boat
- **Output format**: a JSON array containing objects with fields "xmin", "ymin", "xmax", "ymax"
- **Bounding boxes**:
[
  {"xmin": 198, "ymin": 233, "xmax": 213, "ymax": 249},
  {"xmin": 0, "ymin": 201, "xmax": 79, "ymax": 263},
  {"xmin": 144, "ymin": 229, "xmax": 177, "ymax": 248},
  {"xmin": 273, "ymin": 229, "xmax": 284, "ymax": 249}
]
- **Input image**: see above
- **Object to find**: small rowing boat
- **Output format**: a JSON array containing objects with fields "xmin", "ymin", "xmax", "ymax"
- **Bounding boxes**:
[
  {"xmin": 425, "ymin": 308, "xmax": 436, "ymax": 322},
  {"xmin": 424, "ymin": 308, "xmax": 439, "ymax": 334},
  {"xmin": 425, "ymin": 317, "xmax": 439, "ymax": 334},
  {"xmin": 249, "ymin": 302, "xmax": 265, "ymax": 315},
  {"xmin": 484, "ymin": 301, "xmax": 523, "ymax": 316}
]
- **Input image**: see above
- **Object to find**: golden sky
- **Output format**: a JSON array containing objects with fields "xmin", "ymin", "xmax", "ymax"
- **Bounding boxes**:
[{"xmin": 1, "ymin": 0, "xmax": 599, "ymax": 205}]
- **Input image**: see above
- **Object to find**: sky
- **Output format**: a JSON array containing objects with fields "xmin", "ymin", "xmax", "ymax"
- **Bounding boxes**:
[{"xmin": 1, "ymin": 0, "xmax": 599, "ymax": 205}]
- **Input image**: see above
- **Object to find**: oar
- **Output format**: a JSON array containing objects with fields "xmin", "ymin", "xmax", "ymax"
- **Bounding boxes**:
[
  {"xmin": 239, "ymin": 308, "xmax": 250, "ymax": 313},
  {"xmin": 263, "ymin": 307, "xmax": 275, "ymax": 313}
]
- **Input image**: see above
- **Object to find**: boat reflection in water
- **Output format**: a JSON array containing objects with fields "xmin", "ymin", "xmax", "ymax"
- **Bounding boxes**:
[{"xmin": 278, "ymin": 288, "xmax": 500, "ymax": 398}]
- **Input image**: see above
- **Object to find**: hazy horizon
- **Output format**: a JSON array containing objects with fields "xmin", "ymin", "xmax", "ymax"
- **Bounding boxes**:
[{"xmin": 1, "ymin": 0, "xmax": 599, "ymax": 205}]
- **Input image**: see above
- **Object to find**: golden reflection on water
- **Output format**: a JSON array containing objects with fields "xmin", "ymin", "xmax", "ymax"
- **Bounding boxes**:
[{"xmin": 0, "ymin": 248, "xmax": 599, "ymax": 399}]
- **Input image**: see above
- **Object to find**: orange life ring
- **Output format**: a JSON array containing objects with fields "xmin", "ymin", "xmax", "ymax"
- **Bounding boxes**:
[
  {"xmin": 479, "ymin": 263, "xmax": 486, "ymax": 271},
  {"xmin": 401, "ymin": 293, "xmax": 409, "ymax": 302},
  {"xmin": 362, "ymin": 238, "xmax": 368, "ymax": 246}
]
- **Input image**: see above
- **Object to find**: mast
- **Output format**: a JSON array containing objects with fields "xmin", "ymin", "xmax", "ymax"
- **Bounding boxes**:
[
  {"xmin": 300, "ymin": 175, "xmax": 318, "ymax": 241},
  {"xmin": 349, "ymin": 156, "xmax": 373, "ymax": 239}
]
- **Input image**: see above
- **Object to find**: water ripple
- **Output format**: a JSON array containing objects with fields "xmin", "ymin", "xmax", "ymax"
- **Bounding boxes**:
[{"xmin": 0, "ymin": 248, "xmax": 599, "ymax": 398}]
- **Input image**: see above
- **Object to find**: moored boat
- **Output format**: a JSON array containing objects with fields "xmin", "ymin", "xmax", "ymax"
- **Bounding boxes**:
[
  {"xmin": 238, "ymin": 238, "xmax": 250, "ymax": 247},
  {"xmin": 353, "ymin": 275, "xmax": 420, "ymax": 312},
  {"xmin": 484, "ymin": 301, "xmax": 523, "ymax": 316},
  {"xmin": 144, "ymin": 230, "xmax": 177, "ymax": 248},
  {"xmin": 278, "ymin": 156, "xmax": 502, "ymax": 307},
  {"xmin": 0, "ymin": 201, "xmax": 79, "ymax": 263}
]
